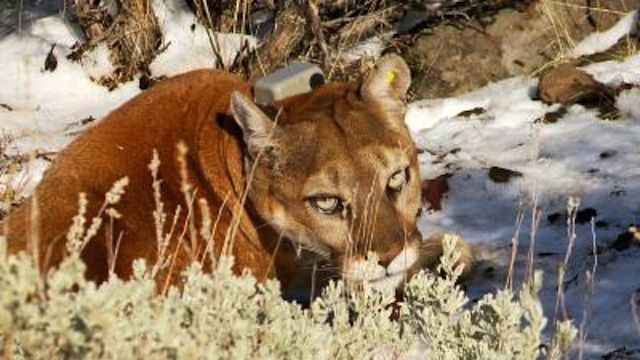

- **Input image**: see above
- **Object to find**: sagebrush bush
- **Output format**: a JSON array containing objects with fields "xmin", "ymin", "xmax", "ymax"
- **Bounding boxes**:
[{"xmin": 0, "ymin": 235, "xmax": 575, "ymax": 359}]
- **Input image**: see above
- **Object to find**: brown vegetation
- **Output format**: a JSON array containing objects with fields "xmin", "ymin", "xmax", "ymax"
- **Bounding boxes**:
[{"xmin": 69, "ymin": 0, "xmax": 162, "ymax": 88}]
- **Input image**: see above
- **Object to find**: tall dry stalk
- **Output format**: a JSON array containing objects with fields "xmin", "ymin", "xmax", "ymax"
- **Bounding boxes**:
[
  {"xmin": 632, "ymin": 291, "xmax": 640, "ymax": 335},
  {"xmin": 176, "ymin": 141, "xmax": 199, "ymax": 259},
  {"xmin": 526, "ymin": 186, "xmax": 543, "ymax": 285},
  {"xmin": 65, "ymin": 177, "xmax": 129, "ymax": 256},
  {"xmin": 577, "ymin": 218, "xmax": 599, "ymax": 360},
  {"xmin": 222, "ymin": 109, "xmax": 282, "ymax": 257},
  {"xmin": 552, "ymin": 195, "xmax": 580, "ymax": 349},
  {"xmin": 199, "ymin": 191, "xmax": 231, "ymax": 269},
  {"xmin": 506, "ymin": 203, "xmax": 525, "ymax": 291}
]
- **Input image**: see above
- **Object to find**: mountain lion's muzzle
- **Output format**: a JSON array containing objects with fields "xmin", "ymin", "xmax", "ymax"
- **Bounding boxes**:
[{"xmin": 334, "ymin": 191, "xmax": 423, "ymax": 291}]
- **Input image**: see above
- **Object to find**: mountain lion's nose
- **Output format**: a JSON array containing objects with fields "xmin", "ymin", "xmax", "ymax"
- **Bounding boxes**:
[{"xmin": 376, "ymin": 243, "xmax": 403, "ymax": 269}]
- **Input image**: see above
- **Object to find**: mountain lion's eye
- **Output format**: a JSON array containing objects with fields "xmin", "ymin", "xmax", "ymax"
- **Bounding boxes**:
[
  {"xmin": 309, "ymin": 196, "xmax": 344, "ymax": 215},
  {"xmin": 388, "ymin": 168, "xmax": 408, "ymax": 191}
]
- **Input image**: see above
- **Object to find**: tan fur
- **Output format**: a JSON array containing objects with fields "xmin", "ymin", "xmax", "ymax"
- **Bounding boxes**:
[{"xmin": 1, "ymin": 55, "xmax": 472, "ymax": 290}]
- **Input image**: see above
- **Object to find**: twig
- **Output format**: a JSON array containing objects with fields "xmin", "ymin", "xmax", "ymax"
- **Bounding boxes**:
[
  {"xmin": 555, "ymin": 196, "xmax": 580, "ymax": 324},
  {"xmin": 505, "ymin": 202, "xmax": 525, "ymax": 291},
  {"xmin": 307, "ymin": 0, "xmax": 330, "ymax": 69},
  {"xmin": 577, "ymin": 218, "xmax": 598, "ymax": 360},
  {"xmin": 525, "ymin": 185, "xmax": 542, "ymax": 284}
]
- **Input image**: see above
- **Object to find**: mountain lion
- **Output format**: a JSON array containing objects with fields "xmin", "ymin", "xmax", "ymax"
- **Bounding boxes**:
[{"xmin": 1, "ymin": 55, "xmax": 472, "ymax": 291}]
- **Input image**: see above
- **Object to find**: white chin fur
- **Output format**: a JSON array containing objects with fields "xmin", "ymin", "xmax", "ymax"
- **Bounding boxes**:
[
  {"xmin": 386, "ymin": 246, "xmax": 419, "ymax": 276},
  {"xmin": 344, "ymin": 246, "xmax": 419, "ymax": 291}
]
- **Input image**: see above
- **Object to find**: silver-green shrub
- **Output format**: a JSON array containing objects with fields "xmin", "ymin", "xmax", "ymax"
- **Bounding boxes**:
[{"xmin": 0, "ymin": 235, "xmax": 575, "ymax": 359}]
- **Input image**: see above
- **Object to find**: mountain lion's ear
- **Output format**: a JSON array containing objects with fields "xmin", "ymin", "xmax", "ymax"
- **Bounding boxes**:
[
  {"xmin": 230, "ymin": 91, "xmax": 277, "ymax": 158},
  {"xmin": 360, "ymin": 54, "xmax": 411, "ymax": 120}
]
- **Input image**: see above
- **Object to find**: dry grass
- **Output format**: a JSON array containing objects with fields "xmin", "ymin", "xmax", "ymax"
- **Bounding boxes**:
[
  {"xmin": 190, "ymin": 0, "xmax": 253, "ymax": 33},
  {"xmin": 533, "ymin": 0, "xmax": 639, "ymax": 77},
  {"xmin": 503, "ymin": 182, "xmax": 602, "ymax": 358},
  {"xmin": 541, "ymin": 0, "xmax": 578, "ymax": 56},
  {"xmin": 69, "ymin": 0, "xmax": 162, "ymax": 88}
]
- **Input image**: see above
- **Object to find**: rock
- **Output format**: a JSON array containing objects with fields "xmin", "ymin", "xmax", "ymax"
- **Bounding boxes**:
[
  {"xmin": 599, "ymin": 150, "xmax": 617, "ymax": 159},
  {"xmin": 406, "ymin": 25, "xmax": 510, "ymax": 98},
  {"xmin": 537, "ymin": 64, "xmax": 613, "ymax": 105},
  {"xmin": 488, "ymin": 166, "xmax": 522, "ymax": 183},
  {"xmin": 609, "ymin": 226, "xmax": 640, "ymax": 252},
  {"xmin": 456, "ymin": 107, "xmax": 487, "ymax": 118},
  {"xmin": 547, "ymin": 212, "xmax": 561, "ymax": 225},
  {"xmin": 575, "ymin": 207, "xmax": 597, "ymax": 224},
  {"xmin": 534, "ymin": 107, "xmax": 568, "ymax": 124},
  {"xmin": 44, "ymin": 44, "xmax": 57, "ymax": 72}
]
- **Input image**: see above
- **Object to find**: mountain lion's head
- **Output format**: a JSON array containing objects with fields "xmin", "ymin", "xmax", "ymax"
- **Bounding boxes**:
[{"xmin": 231, "ymin": 55, "xmax": 422, "ymax": 290}]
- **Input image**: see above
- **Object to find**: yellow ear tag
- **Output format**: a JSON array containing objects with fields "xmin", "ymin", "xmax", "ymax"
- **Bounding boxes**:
[{"xmin": 385, "ymin": 70, "xmax": 397, "ymax": 84}]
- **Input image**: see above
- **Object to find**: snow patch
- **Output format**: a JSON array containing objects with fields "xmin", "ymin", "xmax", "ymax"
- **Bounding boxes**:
[
  {"xmin": 151, "ymin": 0, "xmax": 256, "ymax": 76},
  {"xmin": 412, "ymin": 52, "xmax": 640, "ymax": 356},
  {"xmin": 616, "ymin": 88, "xmax": 640, "ymax": 120},
  {"xmin": 570, "ymin": 10, "xmax": 638, "ymax": 58}
]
